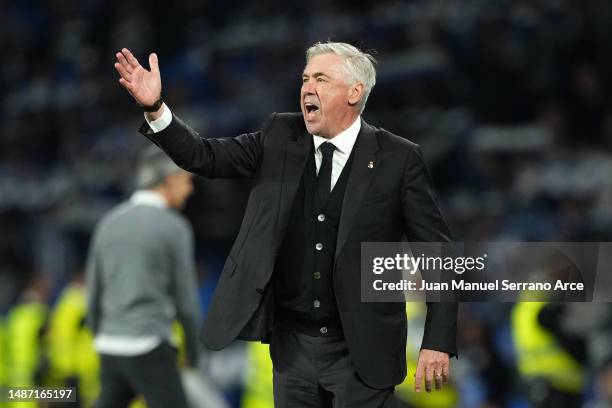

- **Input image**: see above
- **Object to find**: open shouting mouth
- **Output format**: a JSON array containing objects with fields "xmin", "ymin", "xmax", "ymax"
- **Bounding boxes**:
[{"xmin": 304, "ymin": 101, "xmax": 320, "ymax": 120}]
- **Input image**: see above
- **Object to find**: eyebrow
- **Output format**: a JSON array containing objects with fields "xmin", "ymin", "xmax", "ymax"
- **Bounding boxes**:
[{"xmin": 302, "ymin": 72, "xmax": 329, "ymax": 79}]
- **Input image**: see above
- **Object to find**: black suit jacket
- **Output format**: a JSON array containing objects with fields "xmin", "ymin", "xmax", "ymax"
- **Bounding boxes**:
[{"xmin": 140, "ymin": 112, "xmax": 457, "ymax": 389}]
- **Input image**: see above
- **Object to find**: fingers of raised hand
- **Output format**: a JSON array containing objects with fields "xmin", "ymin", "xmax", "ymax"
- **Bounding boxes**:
[
  {"xmin": 116, "ymin": 52, "xmax": 133, "ymax": 74},
  {"xmin": 148, "ymin": 53, "xmax": 159, "ymax": 74},
  {"xmin": 114, "ymin": 60, "xmax": 132, "ymax": 82},
  {"xmin": 117, "ymin": 77, "xmax": 135, "ymax": 95},
  {"xmin": 121, "ymin": 48, "xmax": 140, "ymax": 69}
]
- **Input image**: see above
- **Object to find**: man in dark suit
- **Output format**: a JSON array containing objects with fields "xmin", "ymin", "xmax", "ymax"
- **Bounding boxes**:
[{"xmin": 114, "ymin": 41, "xmax": 457, "ymax": 407}]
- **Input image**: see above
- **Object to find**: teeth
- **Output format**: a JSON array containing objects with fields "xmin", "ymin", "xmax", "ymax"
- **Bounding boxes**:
[{"xmin": 305, "ymin": 102, "xmax": 319, "ymax": 113}]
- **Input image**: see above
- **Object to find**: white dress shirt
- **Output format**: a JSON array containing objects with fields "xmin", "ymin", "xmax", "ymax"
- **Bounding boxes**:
[
  {"xmin": 145, "ymin": 105, "xmax": 361, "ymax": 190},
  {"xmin": 145, "ymin": 103, "xmax": 173, "ymax": 132},
  {"xmin": 312, "ymin": 116, "xmax": 361, "ymax": 190}
]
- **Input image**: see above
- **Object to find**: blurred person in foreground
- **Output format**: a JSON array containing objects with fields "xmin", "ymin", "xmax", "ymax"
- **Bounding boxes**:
[
  {"xmin": 85, "ymin": 146, "xmax": 201, "ymax": 408},
  {"xmin": 115, "ymin": 42, "xmax": 457, "ymax": 407}
]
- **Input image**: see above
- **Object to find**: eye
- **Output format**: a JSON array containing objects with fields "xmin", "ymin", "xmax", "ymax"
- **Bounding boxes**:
[
  {"xmin": 302, "ymin": 77, "xmax": 308, "ymax": 83},
  {"xmin": 316, "ymin": 77, "xmax": 326, "ymax": 83}
]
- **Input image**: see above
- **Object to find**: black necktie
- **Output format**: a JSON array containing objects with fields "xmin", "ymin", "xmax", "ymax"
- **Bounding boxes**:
[{"xmin": 317, "ymin": 142, "xmax": 335, "ymax": 203}]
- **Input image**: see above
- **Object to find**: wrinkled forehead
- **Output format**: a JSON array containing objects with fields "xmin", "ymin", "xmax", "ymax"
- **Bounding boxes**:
[{"xmin": 303, "ymin": 53, "xmax": 350, "ymax": 78}]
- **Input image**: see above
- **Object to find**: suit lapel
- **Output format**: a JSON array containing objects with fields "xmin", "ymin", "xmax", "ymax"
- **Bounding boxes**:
[
  {"xmin": 335, "ymin": 119, "xmax": 380, "ymax": 259},
  {"xmin": 276, "ymin": 128, "xmax": 311, "ymax": 239}
]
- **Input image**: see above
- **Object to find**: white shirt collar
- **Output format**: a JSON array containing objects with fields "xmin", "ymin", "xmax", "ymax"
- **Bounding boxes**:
[
  {"xmin": 130, "ymin": 190, "xmax": 168, "ymax": 209},
  {"xmin": 312, "ymin": 116, "xmax": 361, "ymax": 154}
]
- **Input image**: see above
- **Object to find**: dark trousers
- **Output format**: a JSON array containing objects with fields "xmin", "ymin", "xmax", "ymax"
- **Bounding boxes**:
[
  {"xmin": 95, "ymin": 341, "xmax": 189, "ymax": 408},
  {"xmin": 270, "ymin": 321, "xmax": 398, "ymax": 408}
]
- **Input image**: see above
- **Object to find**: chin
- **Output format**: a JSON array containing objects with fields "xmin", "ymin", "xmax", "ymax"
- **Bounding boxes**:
[{"xmin": 304, "ymin": 121, "xmax": 321, "ymax": 135}]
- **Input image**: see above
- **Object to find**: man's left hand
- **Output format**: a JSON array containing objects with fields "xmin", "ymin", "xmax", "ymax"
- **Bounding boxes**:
[{"xmin": 414, "ymin": 348, "xmax": 450, "ymax": 392}]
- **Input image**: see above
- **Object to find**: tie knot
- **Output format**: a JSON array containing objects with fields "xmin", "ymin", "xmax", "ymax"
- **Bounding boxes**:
[{"xmin": 320, "ymin": 142, "xmax": 335, "ymax": 158}]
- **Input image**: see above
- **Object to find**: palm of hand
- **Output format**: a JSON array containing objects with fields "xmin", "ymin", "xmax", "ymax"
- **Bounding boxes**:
[
  {"xmin": 115, "ymin": 48, "xmax": 161, "ymax": 107},
  {"xmin": 131, "ymin": 65, "xmax": 160, "ymax": 106}
]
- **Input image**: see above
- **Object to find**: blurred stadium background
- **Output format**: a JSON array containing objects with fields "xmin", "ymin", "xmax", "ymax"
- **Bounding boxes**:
[{"xmin": 1, "ymin": 0, "xmax": 612, "ymax": 407}]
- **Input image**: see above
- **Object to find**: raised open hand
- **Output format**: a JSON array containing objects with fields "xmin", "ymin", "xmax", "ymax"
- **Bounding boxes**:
[{"xmin": 114, "ymin": 48, "xmax": 161, "ymax": 109}]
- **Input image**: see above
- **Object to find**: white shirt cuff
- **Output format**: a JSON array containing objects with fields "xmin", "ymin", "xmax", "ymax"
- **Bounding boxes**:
[{"xmin": 144, "ymin": 103, "xmax": 173, "ymax": 133}]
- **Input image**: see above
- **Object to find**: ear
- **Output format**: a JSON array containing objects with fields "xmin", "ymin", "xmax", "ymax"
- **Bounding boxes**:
[{"xmin": 348, "ymin": 82, "xmax": 364, "ymax": 107}]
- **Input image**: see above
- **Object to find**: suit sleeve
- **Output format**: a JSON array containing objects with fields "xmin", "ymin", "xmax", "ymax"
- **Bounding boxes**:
[
  {"xmin": 401, "ymin": 144, "xmax": 458, "ymax": 358},
  {"xmin": 139, "ymin": 112, "xmax": 277, "ymax": 178}
]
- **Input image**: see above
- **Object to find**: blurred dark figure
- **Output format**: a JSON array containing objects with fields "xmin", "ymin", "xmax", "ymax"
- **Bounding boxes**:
[{"xmin": 512, "ymin": 302, "xmax": 587, "ymax": 408}]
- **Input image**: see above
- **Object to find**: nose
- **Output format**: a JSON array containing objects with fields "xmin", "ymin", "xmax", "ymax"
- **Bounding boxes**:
[{"xmin": 302, "ymin": 79, "xmax": 315, "ymax": 95}]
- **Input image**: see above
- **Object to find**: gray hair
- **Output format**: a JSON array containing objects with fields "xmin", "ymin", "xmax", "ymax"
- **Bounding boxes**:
[
  {"xmin": 306, "ymin": 42, "xmax": 377, "ymax": 113},
  {"xmin": 135, "ymin": 145, "xmax": 182, "ymax": 189}
]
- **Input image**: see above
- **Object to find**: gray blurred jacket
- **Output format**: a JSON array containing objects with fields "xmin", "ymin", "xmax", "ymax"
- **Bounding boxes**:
[{"xmin": 86, "ymin": 190, "xmax": 201, "ymax": 364}]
